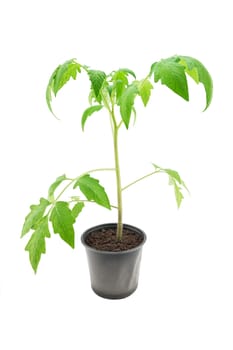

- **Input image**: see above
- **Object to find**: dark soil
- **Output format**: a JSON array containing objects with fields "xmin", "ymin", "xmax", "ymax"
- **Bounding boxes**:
[{"xmin": 85, "ymin": 227, "xmax": 144, "ymax": 252}]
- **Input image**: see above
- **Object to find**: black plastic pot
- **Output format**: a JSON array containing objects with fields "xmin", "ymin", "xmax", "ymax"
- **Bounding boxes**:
[{"xmin": 81, "ymin": 223, "xmax": 146, "ymax": 299}]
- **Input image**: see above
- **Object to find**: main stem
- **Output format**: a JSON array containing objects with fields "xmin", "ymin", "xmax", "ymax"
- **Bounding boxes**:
[{"xmin": 111, "ymin": 112, "xmax": 123, "ymax": 240}]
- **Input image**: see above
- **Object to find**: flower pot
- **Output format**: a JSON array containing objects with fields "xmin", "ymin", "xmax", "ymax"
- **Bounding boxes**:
[{"xmin": 81, "ymin": 223, "xmax": 146, "ymax": 299}]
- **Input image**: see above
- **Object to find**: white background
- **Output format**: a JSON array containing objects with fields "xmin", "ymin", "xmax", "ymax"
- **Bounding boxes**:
[{"xmin": 0, "ymin": 0, "xmax": 233, "ymax": 349}]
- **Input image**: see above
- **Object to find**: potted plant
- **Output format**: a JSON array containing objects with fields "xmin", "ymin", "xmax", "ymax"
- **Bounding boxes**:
[{"xmin": 21, "ymin": 55, "xmax": 213, "ymax": 299}]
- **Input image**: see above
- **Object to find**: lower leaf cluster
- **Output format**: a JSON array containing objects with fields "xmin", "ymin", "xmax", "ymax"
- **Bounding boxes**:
[
  {"xmin": 21, "ymin": 173, "xmax": 110, "ymax": 273},
  {"xmin": 22, "ymin": 199, "xmax": 84, "ymax": 273}
]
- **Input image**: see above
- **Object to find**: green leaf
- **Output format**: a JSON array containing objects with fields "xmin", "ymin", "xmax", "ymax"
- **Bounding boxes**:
[
  {"xmin": 152, "ymin": 163, "xmax": 161, "ymax": 171},
  {"xmin": 118, "ymin": 68, "xmax": 136, "ymax": 79},
  {"xmin": 169, "ymin": 177, "xmax": 184, "ymax": 208},
  {"xmin": 25, "ymin": 216, "xmax": 50, "ymax": 273},
  {"xmin": 48, "ymin": 174, "xmax": 67, "ymax": 202},
  {"xmin": 112, "ymin": 70, "xmax": 128, "ymax": 85},
  {"xmin": 111, "ymin": 68, "xmax": 136, "ymax": 104},
  {"xmin": 46, "ymin": 59, "xmax": 82, "ymax": 114},
  {"xmin": 111, "ymin": 70, "xmax": 129, "ymax": 103},
  {"xmin": 21, "ymin": 198, "xmax": 50, "ymax": 237},
  {"xmin": 119, "ymin": 84, "xmax": 138, "ymax": 128},
  {"xmin": 88, "ymin": 89, "xmax": 96, "ymax": 105},
  {"xmin": 164, "ymin": 168, "xmax": 189, "ymax": 192},
  {"xmin": 177, "ymin": 56, "xmax": 213, "ymax": 110},
  {"xmin": 138, "ymin": 78, "xmax": 153, "ymax": 106},
  {"xmin": 71, "ymin": 202, "xmax": 85, "ymax": 220},
  {"xmin": 53, "ymin": 59, "xmax": 81, "ymax": 96},
  {"xmin": 88, "ymin": 70, "xmax": 106, "ymax": 101},
  {"xmin": 81, "ymin": 105, "xmax": 103, "ymax": 131},
  {"xmin": 132, "ymin": 106, "xmax": 137, "ymax": 125},
  {"xmin": 46, "ymin": 66, "xmax": 59, "ymax": 114},
  {"xmin": 50, "ymin": 201, "xmax": 75, "ymax": 248},
  {"xmin": 152, "ymin": 163, "xmax": 188, "ymax": 207},
  {"xmin": 164, "ymin": 169, "xmax": 182, "ymax": 183},
  {"xmin": 74, "ymin": 174, "xmax": 111, "ymax": 209},
  {"xmin": 150, "ymin": 56, "xmax": 189, "ymax": 101}
]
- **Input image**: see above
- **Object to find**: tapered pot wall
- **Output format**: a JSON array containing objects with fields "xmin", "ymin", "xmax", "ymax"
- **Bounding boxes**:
[{"xmin": 81, "ymin": 223, "xmax": 146, "ymax": 299}]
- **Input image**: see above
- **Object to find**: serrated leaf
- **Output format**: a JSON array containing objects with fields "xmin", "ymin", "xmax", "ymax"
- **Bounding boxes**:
[
  {"xmin": 71, "ymin": 202, "xmax": 85, "ymax": 220},
  {"xmin": 179, "ymin": 60, "xmax": 199, "ymax": 83},
  {"xmin": 119, "ymin": 84, "xmax": 138, "ymax": 128},
  {"xmin": 46, "ymin": 59, "xmax": 81, "ymax": 114},
  {"xmin": 164, "ymin": 168, "xmax": 189, "ymax": 192},
  {"xmin": 115, "ymin": 80, "xmax": 126, "ymax": 104},
  {"xmin": 151, "ymin": 57, "xmax": 189, "ymax": 101},
  {"xmin": 118, "ymin": 68, "xmax": 136, "ymax": 79},
  {"xmin": 48, "ymin": 174, "xmax": 67, "ymax": 202},
  {"xmin": 112, "ymin": 70, "xmax": 129, "ymax": 103},
  {"xmin": 46, "ymin": 66, "xmax": 59, "ymax": 114},
  {"xmin": 169, "ymin": 177, "xmax": 184, "ymax": 208},
  {"xmin": 138, "ymin": 78, "xmax": 153, "ymax": 106},
  {"xmin": 21, "ymin": 198, "xmax": 50, "ymax": 237},
  {"xmin": 50, "ymin": 202, "xmax": 75, "ymax": 248},
  {"xmin": 74, "ymin": 174, "xmax": 111, "ymax": 209},
  {"xmin": 53, "ymin": 59, "xmax": 81, "ymax": 96},
  {"xmin": 152, "ymin": 163, "xmax": 188, "ymax": 207},
  {"xmin": 112, "ymin": 70, "xmax": 129, "ymax": 85},
  {"xmin": 88, "ymin": 70, "xmax": 106, "ymax": 102},
  {"xmin": 178, "ymin": 56, "xmax": 213, "ymax": 110},
  {"xmin": 81, "ymin": 105, "xmax": 103, "ymax": 131},
  {"xmin": 25, "ymin": 216, "xmax": 50, "ymax": 273},
  {"xmin": 164, "ymin": 169, "xmax": 182, "ymax": 183}
]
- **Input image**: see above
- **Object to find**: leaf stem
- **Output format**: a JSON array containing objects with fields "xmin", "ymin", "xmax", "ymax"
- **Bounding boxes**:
[
  {"xmin": 55, "ymin": 168, "xmax": 115, "ymax": 203},
  {"xmin": 83, "ymin": 167, "xmax": 115, "ymax": 175},
  {"xmin": 54, "ymin": 179, "xmax": 76, "ymax": 202},
  {"xmin": 117, "ymin": 120, "xmax": 123, "ymax": 130},
  {"xmin": 122, "ymin": 170, "xmax": 160, "ymax": 191},
  {"xmin": 69, "ymin": 199, "xmax": 118, "ymax": 209}
]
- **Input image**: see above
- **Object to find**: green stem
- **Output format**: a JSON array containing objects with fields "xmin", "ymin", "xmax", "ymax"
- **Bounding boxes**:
[
  {"xmin": 82, "ymin": 168, "xmax": 115, "ymax": 176},
  {"xmin": 110, "ymin": 107, "xmax": 123, "ymax": 240},
  {"xmin": 55, "ymin": 179, "xmax": 76, "ymax": 202},
  {"xmin": 46, "ymin": 179, "xmax": 76, "ymax": 219},
  {"xmin": 122, "ymin": 170, "xmax": 159, "ymax": 191},
  {"xmin": 114, "ymin": 126, "xmax": 123, "ymax": 240},
  {"xmin": 69, "ymin": 199, "xmax": 118, "ymax": 209},
  {"xmin": 101, "ymin": 89, "xmax": 123, "ymax": 240}
]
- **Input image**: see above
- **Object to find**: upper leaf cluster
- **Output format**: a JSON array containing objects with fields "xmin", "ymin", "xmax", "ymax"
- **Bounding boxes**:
[{"xmin": 45, "ymin": 55, "xmax": 213, "ymax": 130}]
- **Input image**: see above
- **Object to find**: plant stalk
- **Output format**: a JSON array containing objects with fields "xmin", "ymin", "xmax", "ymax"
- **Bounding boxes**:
[
  {"xmin": 114, "ymin": 125, "xmax": 123, "ymax": 240},
  {"xmin": 110, "ymin": 107, "xmax": 123, "ymax": 240}
]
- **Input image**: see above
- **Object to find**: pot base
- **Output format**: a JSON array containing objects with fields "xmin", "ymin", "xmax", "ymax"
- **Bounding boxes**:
[{"xmin": 91, "ymin": 285, "xmax": 138, "ymax": 300}]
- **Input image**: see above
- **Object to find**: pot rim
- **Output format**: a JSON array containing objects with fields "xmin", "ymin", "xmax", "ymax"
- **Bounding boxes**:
[{"xmin": 81, "ymin": 223, "xmax": 147, "ymax": 255}]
